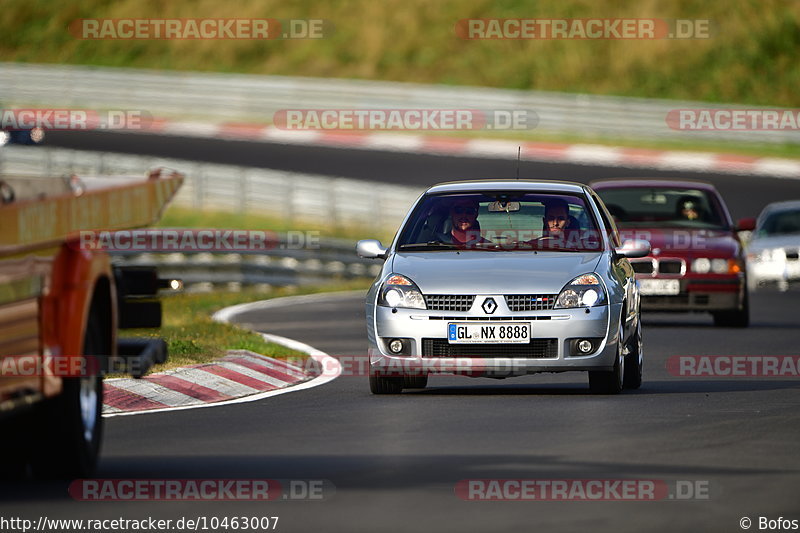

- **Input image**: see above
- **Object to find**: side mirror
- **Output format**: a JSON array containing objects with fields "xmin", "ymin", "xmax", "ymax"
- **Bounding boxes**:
[
  {"xmin": 736, "ymin": 217, "xmax": 756, "ymax": 232},
  {"xmin": 615, "ymin": 239, "xmax": 651, "ymax": 259},
  {"xmin": 356, "ymin": 239, "xmax": 388, "ymax": 260}
]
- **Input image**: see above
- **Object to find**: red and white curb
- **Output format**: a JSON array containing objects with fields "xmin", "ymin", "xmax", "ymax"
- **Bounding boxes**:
[
  {"xmin": 102, "ymin": 293, "xmax": 346, "ymax": 418},
  {"xmin": 133, "ymin": 119, "xmax": 800, "ymax": 178}
]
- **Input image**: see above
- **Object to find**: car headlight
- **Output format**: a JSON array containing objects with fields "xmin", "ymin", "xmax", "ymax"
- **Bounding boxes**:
[
  {"xmin": 692, "ymin": 257, "xmax": 711, "ymax": 273},
  {"xmin": 755, "ymin": 248, "xmax": 784, "ymax": 262},
  {"xmin": 710, "ymin": 258, "xmax": 728, "ymax": 274},
  {"xmin": 378, "ymin": 274, "xmax": 426, "ymax": 309},
  {"xmin": 0, "ymin": 131, "xmax": 9, "ymax": 146},
  {"xmin": 693, "ymin": 257, "xmax": 744, "ymax": 274},
  {"xmin": 554, "ymin": 273, "xmax": 607, "ymax": 309}
]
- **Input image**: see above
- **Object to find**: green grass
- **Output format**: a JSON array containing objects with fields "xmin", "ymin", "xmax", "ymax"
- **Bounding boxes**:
[
  {"xmin": 2, "ymin": 0, "xmax": 798, "ymax": 107},
  {"xmin": 119, "ymin": 280, "xmax": 370, "ymax": 375}
]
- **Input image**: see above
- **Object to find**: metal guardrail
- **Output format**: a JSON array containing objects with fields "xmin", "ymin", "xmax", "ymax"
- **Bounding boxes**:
[
  {"xmin": 2, "ymin": 62, "xmax": 797, "ymax": 145},
  {"xmin": 0, "ymin": 145, "xmax": 422, "ymax": 233},
  {"xmin": 113, "ymin": 244, "xmax": 384, "ymax": 291}
]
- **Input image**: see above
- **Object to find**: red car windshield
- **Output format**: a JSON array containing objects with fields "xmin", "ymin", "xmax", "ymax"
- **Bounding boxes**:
[
  {"xmin": 596, "ymin": 187, "xmax": 728, "ymax": 230},
  {"xmin": 396, "ymin": 192, "xmax": 604, "ymax": 252}
]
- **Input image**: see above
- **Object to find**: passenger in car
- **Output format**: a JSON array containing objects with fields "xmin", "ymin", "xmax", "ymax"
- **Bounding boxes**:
[{"xmin": 542, "ymin": 198, "xmax": 577, "ymax": 238}]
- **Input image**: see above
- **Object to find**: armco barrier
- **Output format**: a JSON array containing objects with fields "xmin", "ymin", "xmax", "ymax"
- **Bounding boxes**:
[{"xmin": 2, "ymin": 62, "xmax": 798, "ymax": 145}]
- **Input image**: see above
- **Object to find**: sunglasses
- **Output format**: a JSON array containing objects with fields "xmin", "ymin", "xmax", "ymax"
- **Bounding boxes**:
[{"xmin": 452, "ymin": 206, "xmax": 478, "ymax": 214}]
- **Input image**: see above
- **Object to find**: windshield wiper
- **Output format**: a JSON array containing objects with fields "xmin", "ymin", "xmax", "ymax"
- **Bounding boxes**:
[{"xmin": 398, "ymin": 241, "xmax": 460, "ymax": 250}]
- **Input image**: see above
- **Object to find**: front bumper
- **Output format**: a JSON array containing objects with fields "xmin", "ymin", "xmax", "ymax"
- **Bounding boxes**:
[
  {"xmin": 748, "ymin": 259, "xmax": 800, "ymax": 288},
  {"xmin": 639, "ymin": 275, "xmax": 745, "ymax": 312},
  {"xmin": 368, "ymin": 302, "xmax": 620, "ymax": 377}
]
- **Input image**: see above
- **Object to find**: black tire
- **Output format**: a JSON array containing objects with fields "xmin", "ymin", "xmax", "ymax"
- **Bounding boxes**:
[
  {"xmin": 31, "ymin": 303, "xmax": 105, "ymax": 479},
  {"xmin": 369, "ymin": 366, "xmax": 403, "ymax": 394},
  {"xmin": 712, "ymin": 290, "xmax": 750, "ymax": 328},
  {"xmin": 589, "ymin": 324, "xmax": 625, "ymax": 395},
  {"xmin": 403, "ymin": 374, "xmax": 428, "ymax": 389},
  {"xmin": 623, "ymin": 316, "xmax": 643, "ymax": 390},
  {"xmin": 0, "ymin": 414, "xmax": 32, "ymax": 479}
]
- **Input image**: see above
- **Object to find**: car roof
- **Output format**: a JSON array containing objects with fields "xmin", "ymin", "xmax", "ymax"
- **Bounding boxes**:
[
  {"xmin": 426, "ymin": 179, "xmax": 589, "ymax": 195},
  {"xmin": 590, "ymin": 178, "xmax": 718, "ymax": 192},
  {"xmin": 759, "ymin": 200, "xmax": 800, "ymax": 215}
]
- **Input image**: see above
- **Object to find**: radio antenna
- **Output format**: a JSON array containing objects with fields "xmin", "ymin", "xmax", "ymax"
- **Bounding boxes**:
[{"xmin": 516, "ymin": 146, "xmax": 521, "ymax": 179}]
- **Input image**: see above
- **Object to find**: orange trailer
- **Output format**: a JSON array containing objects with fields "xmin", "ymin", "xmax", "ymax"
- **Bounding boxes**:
[{"xmin": 0, "ymin": 170, "xmax": 182, "ymax": 477}]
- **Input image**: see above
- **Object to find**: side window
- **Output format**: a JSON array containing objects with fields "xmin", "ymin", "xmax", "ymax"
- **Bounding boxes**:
[{"xmin": 591, "ymin": 192, "xmax": 621, "ymax": 248}]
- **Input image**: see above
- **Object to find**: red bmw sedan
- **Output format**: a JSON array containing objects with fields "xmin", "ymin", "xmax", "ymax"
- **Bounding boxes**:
[{"xmin": 592, "ymin": 179, "xmax": 754, "ymax": 327}]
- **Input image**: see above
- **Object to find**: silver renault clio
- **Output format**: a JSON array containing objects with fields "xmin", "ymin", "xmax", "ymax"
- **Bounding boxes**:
[{"xmin": 357, "ymin": 180, "xmax": 650, "ymax": 395}]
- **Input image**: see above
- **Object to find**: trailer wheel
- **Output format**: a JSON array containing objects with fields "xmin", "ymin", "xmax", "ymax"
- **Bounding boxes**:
[{"xmin": 32, "ymin": 299, "xmax": 106, "ymax": 478}]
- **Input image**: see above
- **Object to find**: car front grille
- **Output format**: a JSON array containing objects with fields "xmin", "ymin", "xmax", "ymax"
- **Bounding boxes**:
[
  {"xmin": 504, "ymin": 294, "xmax": 557, "ymax": 312},
  {"xmin": 631, "ymin": 259, "xmax": 684, "ymax": 275},
  {"xmin": 658, "ymin": 259, "xmax": 684, "ymax": 275},
  {"xmin": 425, "ymin": 294, "xmax": 475, "ymax": 312},
  {"xmin": 427, "ymin": 316, "xmax": 552, "ymax": 321},
  {"xmin": 785, "ymin": 249, "xmax": 799, "ymax": 260},
  {"xmin": 631, "ymin": 260, "xmax": 655, "ymax": 274},
  {"xmin": 422, "ymin": 338, "xmax": 558, "ymax": 358}
]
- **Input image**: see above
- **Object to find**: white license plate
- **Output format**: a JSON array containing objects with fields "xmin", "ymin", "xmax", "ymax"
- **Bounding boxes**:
[
  {"xmin": 638, "ymin": 278, "xmax": 680, "ymax": 295},
  {"xmin": 787, "ymin": 262, "xmax": 800, "ymax": 280},
  {"xmin": 447, "ymin": 322, "xmax": 530, "ymax": 344}
]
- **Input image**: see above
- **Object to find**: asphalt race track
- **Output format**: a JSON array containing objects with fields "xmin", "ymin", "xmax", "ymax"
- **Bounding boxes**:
[
  {"xmin": 43, "ymin": 130, "xmax": 800, "ymax": 218},
  {"xmin": 2, "ymin": 133, "xmax": 799, "ymax": 532}
]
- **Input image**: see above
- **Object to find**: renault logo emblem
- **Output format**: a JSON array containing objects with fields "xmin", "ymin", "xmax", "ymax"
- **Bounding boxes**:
[{"xmin": 482, "ymin": 297, "xmax": 497, "ymax": 314}]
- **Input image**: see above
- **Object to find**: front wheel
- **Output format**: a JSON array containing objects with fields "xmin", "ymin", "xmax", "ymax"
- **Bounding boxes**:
[
  {"xmin": 31, "ymin": 303, "xmax": 105, "ymax": 478},
  {"xmin": 589, "ymin": 324, "xmax": 625, "ymax": 395},
  {"xmin": 623, "ymin": 316, "xmax": 643, "ymax": 390},
  {"xmin": 369, "ymin": 367, "xmax": 403, "ymax": 394},
  {"xmin": 403, "ymin": 374, "xmax": 428, "ymax": 389},
  {"xmin": 712, "ymin": 290, "xmax": 750, "ymax": 328}
]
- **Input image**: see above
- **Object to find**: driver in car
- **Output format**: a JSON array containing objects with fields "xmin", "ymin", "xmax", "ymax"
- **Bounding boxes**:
[
  {"xmin": 441, "ymin": 198, "xmax": 490, "ymax": 247},
  {"xmin": 677, "ymin": 196, "xmax": 703, "ymax": 221}
]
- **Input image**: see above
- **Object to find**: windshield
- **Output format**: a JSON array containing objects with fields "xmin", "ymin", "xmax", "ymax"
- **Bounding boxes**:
[
  {"xmin": 396, "ymin": 192, "xmax": 603, "ymax": 252},
  {"xmin": 759, "ymin": 209, "xmax": 800, "ymax": 237},
  {"xmin": 595, "ymin": 187, "xmax": 728, "ymax": 230}
]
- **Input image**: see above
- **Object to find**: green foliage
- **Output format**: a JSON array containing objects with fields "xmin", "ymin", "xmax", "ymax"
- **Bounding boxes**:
[{"xmin": 2, "ymin": 0, "xmax": 797, "ymax": 106}]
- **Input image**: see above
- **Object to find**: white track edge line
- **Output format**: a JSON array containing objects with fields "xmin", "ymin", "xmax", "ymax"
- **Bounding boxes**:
[{"xmin": 103, "ymin": 295, "xmax": 344, "ymax": 418}]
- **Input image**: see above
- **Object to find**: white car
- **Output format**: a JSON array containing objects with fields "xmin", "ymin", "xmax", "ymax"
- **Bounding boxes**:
[{"xmin": 746, "ymin": 200, "xmax": 800, "ymax": 291}]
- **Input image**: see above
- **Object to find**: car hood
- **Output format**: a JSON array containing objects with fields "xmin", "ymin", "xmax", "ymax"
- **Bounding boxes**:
[
  {"xmin": 390, "ymin": 251, "xmax": 602, "ymax": 294},
  {"xmin": 747, "ymin": 234, "xmax": 800, "ymax": 253},
  {"xmin": 617, "ymin": 228, "xmax": 739, "ymax": 257}
]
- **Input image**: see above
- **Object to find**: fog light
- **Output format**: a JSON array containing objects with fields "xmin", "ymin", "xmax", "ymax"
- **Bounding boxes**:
[
  {"xmin": 389, "ymin": 339, "xmax": 404, "ymax": 354},
  {"xmin": 577, "ymin": 339, "xmax": 593, "ymax": 353}
]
